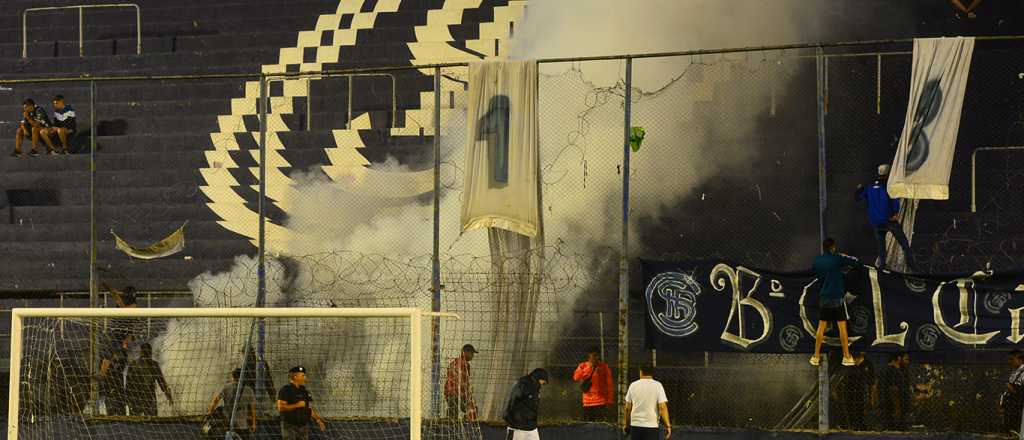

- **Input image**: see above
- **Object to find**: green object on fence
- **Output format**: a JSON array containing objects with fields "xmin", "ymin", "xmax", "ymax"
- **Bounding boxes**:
[{"xmin": 630, "ymin": 126, "xmax": 645, "ymax": 152}]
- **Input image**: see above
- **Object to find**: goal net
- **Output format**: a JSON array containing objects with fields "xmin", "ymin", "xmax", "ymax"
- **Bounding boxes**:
[{"xmin": 6, "ymin": 307, "xmax": 459, "ymax": 440}]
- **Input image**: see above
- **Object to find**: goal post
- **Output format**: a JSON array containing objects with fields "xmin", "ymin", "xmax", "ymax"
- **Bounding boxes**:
[{"xmin": 8, "ymin": 307, "xmax": 449, "ymax": 440}]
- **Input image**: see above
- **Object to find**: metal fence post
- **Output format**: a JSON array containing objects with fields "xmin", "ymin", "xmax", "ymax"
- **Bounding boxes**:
[
  {"xmin": 347, "ymin": 75, "xmax": 354, "ymax": 129},
  {"xmin": 256, "ymin": 74, "xmax": 268, "ymax": 407},
  {"xmin": 78, "ymin": 7, "xmax": 84, "ymax": 57},
  {"xmin": 88, "ymin": 79, "xmax": 98, "ymax": 412},
  {"xmin": 815, "ymin": 46, "xmax": 830, "ymax": 433},
  {"xmin": 430, "ymin": 67, "xmax": 443, "ymax": 418},
  {"xmin": 617, "ymin": 57, "xmax": 633, "ymax": 431}
]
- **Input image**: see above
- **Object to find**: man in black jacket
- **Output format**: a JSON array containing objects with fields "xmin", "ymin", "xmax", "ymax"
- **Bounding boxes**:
[{"xmin": 503, "ymin": 368, "xmax": 549, "ymax": 440}]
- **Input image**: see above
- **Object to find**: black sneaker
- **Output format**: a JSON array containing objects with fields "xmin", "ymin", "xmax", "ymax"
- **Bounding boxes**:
[{"xmin": 10, "ymin": 151, "xmax": 21, "ymax": 158}]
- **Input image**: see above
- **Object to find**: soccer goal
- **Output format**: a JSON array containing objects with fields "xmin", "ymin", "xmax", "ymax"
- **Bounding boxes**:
[{"xmin": 8, "ymin": 307, "xmax": 445, "ymax": 440}]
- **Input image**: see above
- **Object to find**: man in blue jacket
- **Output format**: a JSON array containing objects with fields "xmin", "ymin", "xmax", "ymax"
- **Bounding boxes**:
[
  {"xmin": 855, "ymin": 164, "xmax": 916, "ymax": 272},
  {"xmin": 810, "ymin": 238, "xmax": 862, "ymax": 367}
]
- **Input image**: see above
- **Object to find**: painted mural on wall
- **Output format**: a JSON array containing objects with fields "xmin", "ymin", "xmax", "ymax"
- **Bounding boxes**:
[{"xmin": 642, "ymin": 259, "xmax": 1024, "ymax": 353}]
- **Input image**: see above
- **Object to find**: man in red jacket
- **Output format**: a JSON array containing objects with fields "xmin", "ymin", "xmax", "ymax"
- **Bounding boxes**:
[
  {"xmin": 445, "ymin": 344, "xmax": 478, "ymax": 421},
  {"xmin": 573, "ymin": 349, "xmax": 614, "ymax": 421}
]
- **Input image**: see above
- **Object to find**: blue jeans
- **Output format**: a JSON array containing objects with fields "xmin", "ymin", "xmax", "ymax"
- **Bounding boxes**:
[{"xmin": 875, "ymin": 221, "xmax": 915, "ymax": 270}]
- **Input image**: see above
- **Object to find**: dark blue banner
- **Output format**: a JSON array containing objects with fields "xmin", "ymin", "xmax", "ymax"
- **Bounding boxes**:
[{"xmin": 641, "ymin": 260, "xmax": 1024, "ymax": 353}]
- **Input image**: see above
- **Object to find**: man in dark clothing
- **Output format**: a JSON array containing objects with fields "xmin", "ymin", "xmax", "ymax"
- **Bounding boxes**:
[
  {"xmin": 841, "ymin": 352, "xmax": 876, "ymax": 430},
  {"xmin": 13, "ymin": 98, "xmax": 57, "ymax": 156},
  {"xmin": 42, "ymin": 95, "xmax": 74, "ymax": 154},
  {"xmin": 208, "ymin": 368, "xmax": 256, "ymax": 440},
  {"xmin": 879, "ymin": 352, "xmax": 912, "ymax": 431},
  {"xmin": 504, "ymin": 368, "xmax": 549, "ymax": 440},
  {"xmin": 277, "ymin": 366, "xmax": 326, "ymax": 440},
  {"xmin": 101, "ymin": 282, "xmax": 147, "ymax": 345},
  {"xmin": 242, "ymin": 347, "xmax": 276, "ymax": 402},
  {"xmin": 125, "ymin": 343, "xmax": 173, "ymax": 416},
  {"xmin": 855, "ymin": 164, "xmax": 916, "ymax": 272},
  {"xmin": 810, "ymin": 238, "xmax": 861, "ymax": 367},
  {"xmin": 100, "ymin": 333, "xmax": 130, "ymax": 416},
  {"xmin": 1001, "ymin": 350, "xmax": 1024, "ymax": 433}
]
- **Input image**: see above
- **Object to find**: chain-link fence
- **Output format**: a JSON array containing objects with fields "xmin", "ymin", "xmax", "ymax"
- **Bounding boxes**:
[{"xmin": 2, "ymin": 36, "xmax": 1024, "ymax": 437}]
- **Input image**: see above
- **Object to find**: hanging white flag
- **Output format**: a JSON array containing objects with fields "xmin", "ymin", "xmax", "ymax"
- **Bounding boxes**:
[
  {"xmin": 888, "ymin": 37, "xmax": 974, "ymax": 200},
  {"xmin": 460, "ymin": 60, "xmax": 541, "ymax": 237}
]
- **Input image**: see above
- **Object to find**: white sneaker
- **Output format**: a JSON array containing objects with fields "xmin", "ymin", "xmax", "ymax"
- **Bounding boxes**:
[
  {"xmin": 842, "ymin": 356, "xmax": 856, "ymax": 366},
  {"xmin": 809, "ymin": 356, "xmax": 821, "ymax": 366}
]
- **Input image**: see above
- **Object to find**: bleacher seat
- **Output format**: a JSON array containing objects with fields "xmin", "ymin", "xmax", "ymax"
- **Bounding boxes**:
[{"xmin": 0, "ymin": 0, "xmax": 526, "ymax": 291}]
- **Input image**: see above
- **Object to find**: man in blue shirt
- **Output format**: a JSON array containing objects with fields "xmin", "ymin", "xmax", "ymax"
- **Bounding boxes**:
[
  {"xmin": 810, "ymin": 238, "xmax": 861, "ymax": 367},
  {"xmin": 43, "ymin": 94, "xmax": 75, "ymax": 154},
  {"xmin": 855, "ymin": 164, "xmax": 916, "ymax": 272}
]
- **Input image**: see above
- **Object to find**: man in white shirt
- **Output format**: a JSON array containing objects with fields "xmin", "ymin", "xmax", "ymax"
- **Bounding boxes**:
[{"xmin": 624, "ymin": 363, "xmax": 671, "ymax": 440}]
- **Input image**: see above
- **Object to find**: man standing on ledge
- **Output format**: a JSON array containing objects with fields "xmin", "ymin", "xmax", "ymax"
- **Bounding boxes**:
[
  {"xmin": 810, "ymin": 238, "xmax": 861, "ymax": 367},
  {"xmin": 504, "ymin": 368, "xmax": 549, "ymax": 440},
  {"xmin": 277, "ymin": 366, "xmax": 326, "ymax": 440}
]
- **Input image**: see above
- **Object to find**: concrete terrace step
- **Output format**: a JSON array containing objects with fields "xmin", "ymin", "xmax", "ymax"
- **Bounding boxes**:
[
  {"xmin": 6, "ymin": 80, "xmax": 248, "ymax": 104},
  {"xmin": 11, "ymin": 203, "xmax": 219, "ymax": 223},
  {"xmin": 0, "ymin": 238, "xmax": 251, "ymax": 260},
  {"xmin": 0, "ymin": 21, "xmax": 502, "ymax": 60},
  {"xmin": 55, "ymin": 185, "xmax": 209, "ymax": 205},
  {"xmin": 0, "ymin": 258, "xmax": 242, "ymax": 291},
  {"xmin": 14, "ymin": 16, "xmax": 325, "ymax": 43},
  {"xmin": 1, "ymin": 48, "xmax": 281, "ymax": 74},
  {"xmin": 0, "ymin": 168, "xmax": 202, "ymax": 189},
  {"xmin": 0, "ymin": 220, "xmax": 241, "ymax": 242}
]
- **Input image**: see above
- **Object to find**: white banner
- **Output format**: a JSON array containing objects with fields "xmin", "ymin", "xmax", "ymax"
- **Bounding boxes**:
[
  {"xmin": 888, "ymin": 37, "xmax": 974, "ymax": 200},
  {"xmin": 460, "ymin": 60, "xmax": 541, "ymax": 237}
]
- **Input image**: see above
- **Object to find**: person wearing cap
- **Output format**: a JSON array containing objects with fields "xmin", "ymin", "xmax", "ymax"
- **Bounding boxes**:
[
  {"xmin": 855, "ymin": 164, "xmax": 916, "ymax": 271},
  {"xmin": 277, "ymin": 366, "xmax": 326, "ymax": 440},
  {"xmin": 624, "ymin": 363, "xmax": 671, "ymax": 440},
  {"xmin": 444, "ymin": 344, "xmax": 479, "ymax": 421},
  {"xmin": 572, "ymin": 349, "xmax": 614, "ymax": 422},
  {"xmin": 503, "ymin": 368, "xmax": 549, "ymax": 440},
  {"xmin": 207, "ymin": 368, "xmax": 256, "ymax": 440}
]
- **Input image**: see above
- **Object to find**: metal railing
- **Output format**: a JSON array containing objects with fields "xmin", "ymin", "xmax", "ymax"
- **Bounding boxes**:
[
  {"xmin": 971, "ymin": 145, "xmax": 1024, "ymax": 212},
  {"xmin": 22, "ymin": 3, "xmax": 141, "ymax": 58},
  {"xmin": 267, "ymin": 72, "xmax": 398, "ymax": 131}
]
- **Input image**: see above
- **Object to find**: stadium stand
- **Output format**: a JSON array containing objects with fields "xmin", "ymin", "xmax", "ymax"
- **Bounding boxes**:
[{"xmin": 0, "ymin": 0, "xmax": 524, "ymax": 291}]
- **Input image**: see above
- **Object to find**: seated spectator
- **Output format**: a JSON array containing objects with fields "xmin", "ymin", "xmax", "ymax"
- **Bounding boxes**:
[
  {"xmin": 42, "ymin": 95, "xmax": 75, "ymax": 154},
  {"xmin": 13, "ymin": 98, "xmax": 58, "ymax": 157}
]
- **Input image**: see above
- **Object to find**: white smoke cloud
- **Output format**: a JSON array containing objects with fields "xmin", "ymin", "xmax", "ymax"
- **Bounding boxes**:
[{"xmin": 152, "ymin": 0, "xmax": 873, "ymax": 421}]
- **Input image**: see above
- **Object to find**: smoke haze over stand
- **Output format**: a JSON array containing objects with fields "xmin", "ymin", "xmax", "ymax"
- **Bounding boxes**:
[{"xmin": 154, "ymin": 0, "xmax": 928, "ymax": 422}]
